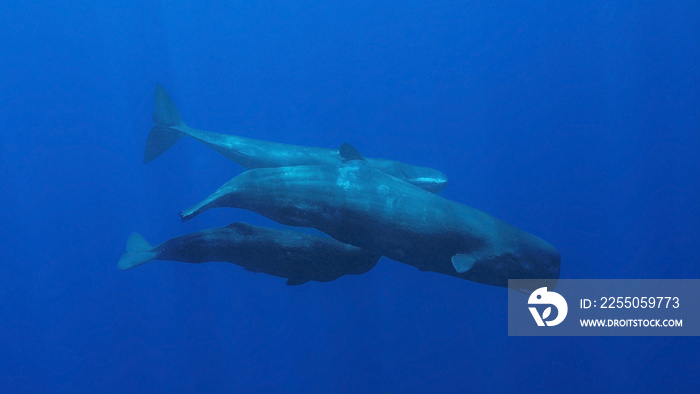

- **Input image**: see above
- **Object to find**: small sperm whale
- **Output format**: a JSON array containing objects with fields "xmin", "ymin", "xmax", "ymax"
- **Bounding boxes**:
[
  {"xmin": 118, "ymin": 222, "xmax": 380, "ymax": 285},
  {"xmin": 144, "ymin": 84, "xmax": 448, "ymax": 193}
]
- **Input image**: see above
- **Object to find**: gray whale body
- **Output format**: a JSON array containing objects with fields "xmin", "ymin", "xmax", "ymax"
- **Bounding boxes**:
[
  {"xmin": 118, "ymin": 222, "xmax": 380, "ymax": 285},
  {"xmin": 144, "ymin": 84, "xmax": 448, "ymax": 193},
  {"xmin": 180, "ymin": 161, "xmax": 560, "ymax": 288}
]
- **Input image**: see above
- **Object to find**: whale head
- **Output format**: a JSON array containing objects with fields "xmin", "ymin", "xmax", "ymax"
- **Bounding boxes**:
[
  {"xmin": 453, "ymin": 228, "xmax": 560, "ymax": 289},
  {"xmin": 368, "ymin": 160, "xmax": 448, "ymax": 193},
  {"xmin": 397, "ymin": 164, "xmax": 448, "ymax": 193},
  {"xmin": 338, "ymin": 143, "xmax": 448, "ymax": 193}
]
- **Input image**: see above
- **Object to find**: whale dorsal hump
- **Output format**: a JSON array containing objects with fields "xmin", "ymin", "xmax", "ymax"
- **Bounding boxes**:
[
  {"xmin": 225, "ymin": 222, "xmax": 256, "ymax": 235},
  {"xmin": 339, "ymin": 142, "xmax": 366, "ymax": 163},
  {"xmin": 451, "ymin": 254, "xmax": 476, "ymax": 274},
  {"xmin": 286, "ymin": 275, "xmax": 310, "ymax": 286}
]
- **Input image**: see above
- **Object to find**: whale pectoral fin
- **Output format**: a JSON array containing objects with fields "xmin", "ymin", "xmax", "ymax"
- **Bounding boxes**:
[
  {"xmin": 339, "ymin": 142, "xmax": 366, "ymax": 162},
  {"xmin": 451, "ymin": 254, "xmax": 476, "ymax": 274}
]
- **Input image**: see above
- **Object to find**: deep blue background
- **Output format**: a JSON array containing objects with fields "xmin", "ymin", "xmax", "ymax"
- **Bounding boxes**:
[{"xmin": 1, "ymin": 0, "xmax": 698, "ymax": 392}]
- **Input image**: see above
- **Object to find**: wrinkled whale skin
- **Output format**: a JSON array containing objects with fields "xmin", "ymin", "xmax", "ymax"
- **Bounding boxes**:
[{"xmin": 181, "ymin": 162, "xmax": 560, "ymax": 288}]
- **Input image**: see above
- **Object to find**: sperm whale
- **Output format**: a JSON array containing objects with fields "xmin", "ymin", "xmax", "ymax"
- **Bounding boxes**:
[{"xmin": 144, "ymin": 84, "xmax": 448, "ymax": 193}]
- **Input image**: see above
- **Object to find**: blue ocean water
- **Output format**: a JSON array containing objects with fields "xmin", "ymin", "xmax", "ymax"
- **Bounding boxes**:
[{"xmin": 1, "ymin": 0, "xmax": 698, "ymax": 392}]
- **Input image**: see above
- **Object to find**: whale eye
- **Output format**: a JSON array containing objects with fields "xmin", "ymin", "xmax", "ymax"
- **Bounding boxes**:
[{"xmin": 537, "ymin": 294, "xmax": 542, "ymax": 300}]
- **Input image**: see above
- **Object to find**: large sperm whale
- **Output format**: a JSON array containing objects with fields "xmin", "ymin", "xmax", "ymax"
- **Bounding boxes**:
[
  {"xmin": 118, "ymin": 222, "xmax": 380, "ymax": 285},
  {"xmin": 179, "ymin": 148, "xmax": 560, "ymax": 289},
  {"xmin": 144, "ymin": 84, "xmax": 448, "ymax": 193}
]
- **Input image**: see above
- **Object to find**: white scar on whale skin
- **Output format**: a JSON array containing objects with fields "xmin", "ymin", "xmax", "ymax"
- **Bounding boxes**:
[{"xmin": 336, "ymin": 165, "xmax": 362, "ymax": 191}]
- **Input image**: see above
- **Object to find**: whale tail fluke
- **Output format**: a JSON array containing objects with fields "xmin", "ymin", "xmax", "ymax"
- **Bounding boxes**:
[
  {"xmin": 118, "ymin": 233, "xmax": 158, "ymax": 270},
  {"xmin": 179, "ymin": 178, "xmax": 237, "ymax": 221},
  {"xmin": 143, "ymin": 84, "xmax": 186, "ymax": 163},
  {"xmin": 143, "ymin": 125, "xmax": 184, "ymax": 163},
  {"xmin": 153, "ymin": 83, "xmax": 184, "ymax": 127},
  {"xmin": 179, "ymin": 192, "xmax": 222, "ymax": 222},
  {"xmin": 179, "ymin": 202, "xmax": 208, "ymax": 222}
]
